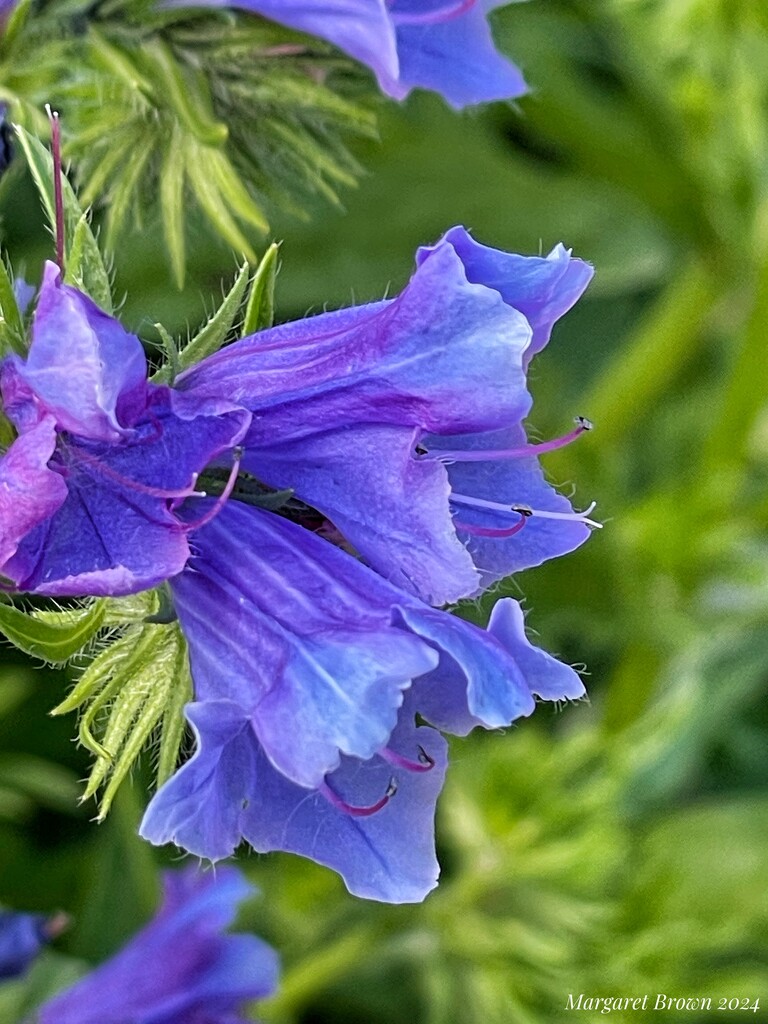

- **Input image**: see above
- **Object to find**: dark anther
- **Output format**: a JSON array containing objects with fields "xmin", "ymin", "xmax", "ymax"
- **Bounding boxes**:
[
  {"xmin": 511, "ymin": 504, "xmax": 533, "ymax": 517},
  {"xmin": 417, "ymin": 745, "xmax": 435, "ymax": 768},
  {"xmin": 575, "ymin": 415, "xmax": 593, "ymax": 431},
  {"xmin": 415, "ymin": 444, "xmax": 428, "ymax": 456}
]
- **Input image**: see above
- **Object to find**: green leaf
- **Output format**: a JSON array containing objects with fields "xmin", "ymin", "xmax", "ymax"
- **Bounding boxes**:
[
  {"xmin": 580, "ymin": 261, "xmax": 715, "ymax": 446},
  {"xmin": 0, "ymin": 256, "xmax": 27, "ymax": 356},
  {"xmin": 243, "ymin": 242, "xmax": 280, "ymax": 335},
  {"xmin": 102, "ymin": 141, "xmax": 154, "ymax": 251},
  {"xmin": 156, "ymin": 639, "xmax": 192, "ymax": 787},
  {"xmin": 0, "ymin": 600, "xmax": 106, "ymax": 664},
  {"xmin": 54, "ymin": 611, "xmax": 192, "ymax": 818},
  {"xmin": 177, "ymin": 261, "xmax": 250, "ymax": 372},
  {"xmin": 144, "ymin": 37, "xmax": 228, "ymax": 148},
  {"xmin": 14, "ymin": 123, "xmax": 56, "ymax": 231},
  {"xmin": 51, "ymin": 637, "xmax": 136, "ymax": 718},
  {"xmin": 149, "ymin": 321, "xmax": 179, "ymax": 384},
  {"xmin": 184, "ymin": 140, "xmax": 258, "ymax": 261},
  {"xmin": 206, "ymin": 148, "xmax": 269, "ymax": 233},
  {"xmin": 159, "ymin": 128, "xmax": 187, "ymax": 289},
  {"xmin": 65, "ymin": 213, "xmax": 113, "ymax": 312},
  {"xmin": 1, "ymin": 0, "xmax": 33, "ymax": 51},
  {"xmin": 86, "ymin": 26, "xmax": 155, "ymax": 100},
  {"xmin": 84, "ymin": 623, "xmax": 189, "ymax": 818}
]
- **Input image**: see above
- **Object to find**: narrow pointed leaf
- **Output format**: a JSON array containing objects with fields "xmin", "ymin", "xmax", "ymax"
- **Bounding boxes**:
[
  {"xmin": 104, "ymin": 142, "xmax": 153, "ymax": 250},
  {"xmin": 177, "ymin": 262, "xmax": 250, "ymax": 371},
  {"xmin": 52, "ymin": 640, "xmax": 133, "ymax": 717},
  {"xmin": 207, "ymin": 150, "xmax": 269, "ymax": 232},
  {"xmin": 65, "ymin": 213, "xmax": 113, "ymax": 312},
  {"xmin": 156, "ymin": 630, "xmax": 192, "ymax": 787},
  {"xmin": 78, "ymin": 673, "xmax": 126, "ymax": 761},
  {"xmin": 0, "ymin": 258, "xmax": 27, "ymax": 356},
  {"xmin": 150, "ymin": 322, "xmax": 180, "ymax": 384},
  {"xmin": 243, "ymin": 242, "xmax": 280, "ymax": 335},
  {"xmin": 86, "ymin": 28, "xmax": 155, "ymax": 100},
  {"xmin": 145, "ymin": 38, "xmax": 228, "ymax": 147},
  {"xmin": 185, "ymin": 144, "xmax": 257, "ymax": 261},
  {"xmin": 0, "ymin": 600, "xmax": 106, "ymax": 664},
  {"xmin": 160, "ymin": 130, "xmax": 187, "ymax": 289},
  {"xmin": 93, "ymin": 680, "xmax": 168, "ymax": 818}
]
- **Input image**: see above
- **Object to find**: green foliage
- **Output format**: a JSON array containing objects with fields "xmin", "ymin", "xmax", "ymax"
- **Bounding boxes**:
[
  {"xmin": 0, "ymin": 0, "xmax": 376, "ymax": 285},
  {"xmin": 1, "ymin": 1, "xmax": 768, "ymax": 1021},
  {"xmin": 0, "ymin": 257, "xmax": 27, "ymax": 357},
  {"xmin": 152, "ymin": 242, "xmax": 282, "ymax": 381},
  {"xmin": 47, "ymin": 590, "xmax": 192, "ymax": 820}
]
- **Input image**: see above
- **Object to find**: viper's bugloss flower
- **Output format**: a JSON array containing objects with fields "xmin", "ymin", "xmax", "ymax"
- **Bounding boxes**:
[
  {"xmin": 174, "ymin": 0, "xmax": 526, "ymax": 108},
  {"xmin": 37, "ymin": 867, "xmax": 278, "ymax": 1024},
  {"xmin": 0, "ymin": 910, "xmax": 63, "ymax": 980},
  {"xmin": 1, "ymin": 232, "xmax": 593, "ymax": 903},
  {"xmin": 176, "ymin": 226, "xmax": 597, "ymax": 607},
  {"xmin": 140, "ymin": 501, "xmax": 584, "ymax": 902},
  {"xmin": 0, "ymin": 262, "xmax": 249, "ymax": 595}
]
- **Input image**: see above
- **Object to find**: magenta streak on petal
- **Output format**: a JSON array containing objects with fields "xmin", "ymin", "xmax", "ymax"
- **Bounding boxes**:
[
  {"xmin": 388, "ymin": 0, "xmax": 478, "ymax": 26},
  {"xmin": 319, "ymin": 777, "xmax": 398, "ymax": 817},
  {"xmin": 379, "ymin": 745, "xmax": 435, "ymax": 773},
  {"xmin": 454, "ymin": 512, "xmax": 527, "ymax": 539},
  {"xmin": 419, "ymin": 418, "xmax": 592, "ymax": 463}
]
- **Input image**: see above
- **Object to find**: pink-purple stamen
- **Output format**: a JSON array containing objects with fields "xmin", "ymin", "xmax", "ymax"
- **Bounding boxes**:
[
  {"xmin": 76, "ymin": 448, "xmax": 202, "ymax": 502},
  {"xmin": 388, "ymin": 0, "xmax": 478, "ymax": 26},
  {"xmin": 454, "ymin": 511, "xmax": 528, "ymax": 539},
  {"xmin": 320, "ymin": 777, "xmax": 398, "ymax": 817},
  {"xmin": 46, "ymin": 105, "xmax": 65, "ymax": 272},
  {"xmin": 451, "ymin": 494, "xmax": 603, "ymax": 529},
  {"xmin": 418, "ymin": 417, "xmax": 593, "ymax": 463},
  {"xmin": 182, "ymin": 447, "xmax": 243, "ymax": 532},
  {"xmin": 380, "ymin": 745, "xmax": 435, "ymax": 773}
]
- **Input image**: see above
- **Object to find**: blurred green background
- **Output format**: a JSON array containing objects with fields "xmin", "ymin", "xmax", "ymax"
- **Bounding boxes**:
[{"xmin": 1, "ymin": 0, "xmax": 768, "ymax": 1021}]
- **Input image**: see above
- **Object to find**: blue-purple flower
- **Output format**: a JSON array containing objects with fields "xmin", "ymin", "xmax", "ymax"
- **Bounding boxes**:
[
  {"xmin": 140, "ymin": 499, "xmax": 585, "ymax": 902},
  {"xmin": 1, "ymin": 229, "xmax": 593, "ymax": 903},
  {"xmin": 176, "ymin": 225, "xmax": 597, "ymax": 607},
  {"xmin": 0, "ymin": 910, "xmax": 63, "ymax": 980},
  {"xmin": 172, "ymin": 0, "xmax": 526, "ymax": 108},
  {"xmin": 36, "ymin": 866, "xmax": 278, "ymax": 1024},
  {"xmin": 0, "ymin": 262, "xmax": 249, "ymax": 595}
]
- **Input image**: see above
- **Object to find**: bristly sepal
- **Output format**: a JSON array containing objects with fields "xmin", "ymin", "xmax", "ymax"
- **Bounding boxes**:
[{"xmin": 46, "ymin": 590, "xmax": 193, "ymax": 820}]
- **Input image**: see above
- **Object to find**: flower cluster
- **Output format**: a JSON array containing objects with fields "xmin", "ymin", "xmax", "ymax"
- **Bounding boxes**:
[
  {"xmin": 0, "ymin": 226, "xmax": 595, "ymax": 903},
  {"xmin": 2, "ymin": 867, "xmax": 278, "ymax": 1024},
  {"xmin": 174, "ymin": 0, "xmax": 526, "ymax": 107}
]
